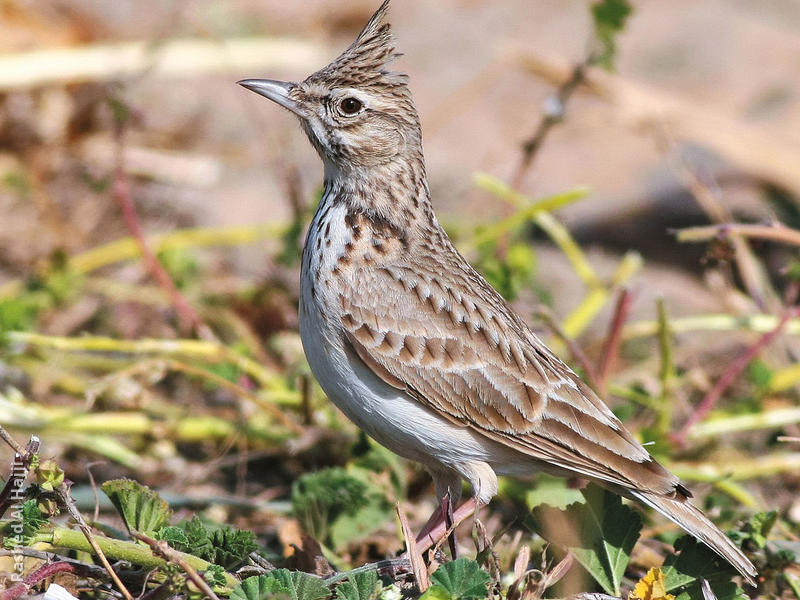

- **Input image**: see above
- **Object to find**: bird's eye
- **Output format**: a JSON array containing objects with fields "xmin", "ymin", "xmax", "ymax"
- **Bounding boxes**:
[{"xmin": 339, "ymin": 97, "xmax": 363, "ymax": 115}]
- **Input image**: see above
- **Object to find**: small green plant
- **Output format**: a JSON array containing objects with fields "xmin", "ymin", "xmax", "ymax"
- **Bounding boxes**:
[
  {"xmin": 420, "ymin": 559, "xmax": 492, "ymax": 600},
  {"xmin": 157, "ymin": 515, "xmax": 258, "ymax": 569},
  {"xmin": 231, "ymin": 570, "xmax": 330, "ymax": 600}
]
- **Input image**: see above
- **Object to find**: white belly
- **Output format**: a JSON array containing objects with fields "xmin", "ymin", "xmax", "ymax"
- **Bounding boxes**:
[{"xmin": 299, "ymin": 293, "xmax": 499, "ymax": 471}]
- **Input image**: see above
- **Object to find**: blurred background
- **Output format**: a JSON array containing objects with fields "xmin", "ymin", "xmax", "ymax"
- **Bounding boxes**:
[
  {"xmin": 3, "ymin": 1, "xmax": 800, "ymax": 326},
  {"xmin": 2, "ymin": 0, "xmax": 800, "ymax": 594}
]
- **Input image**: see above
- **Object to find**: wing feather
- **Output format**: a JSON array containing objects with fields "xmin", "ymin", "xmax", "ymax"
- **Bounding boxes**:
[{"xmin": 339, "ymin": 261, "xmax": 680, "ymax": 496}]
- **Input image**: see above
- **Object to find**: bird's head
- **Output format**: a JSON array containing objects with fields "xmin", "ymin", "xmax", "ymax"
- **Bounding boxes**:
[{"xmin": 239, "ymin": 1, "xmax": 422, "ymax": 177}]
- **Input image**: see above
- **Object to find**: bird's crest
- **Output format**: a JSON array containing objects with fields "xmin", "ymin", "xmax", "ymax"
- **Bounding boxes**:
[{"xmin": 306, "ymin": 1, "xmax": 408, "ymax": 90}]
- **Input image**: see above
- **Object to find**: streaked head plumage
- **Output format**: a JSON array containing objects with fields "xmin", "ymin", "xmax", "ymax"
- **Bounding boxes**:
[{"xmin": 240, "ymin": 0, "xmax": 421, "ymax": 172}]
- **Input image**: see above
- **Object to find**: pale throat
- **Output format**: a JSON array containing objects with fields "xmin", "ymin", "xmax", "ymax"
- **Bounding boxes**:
[{"xmin": 321, "ymin": 152, "xmax": 432, "ymax": 233}]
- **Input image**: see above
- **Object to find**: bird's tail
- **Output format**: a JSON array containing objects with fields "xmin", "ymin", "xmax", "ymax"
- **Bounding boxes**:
[{"xmin": 631, "ymin": 490, "xmax": 757, "ymax": 587}]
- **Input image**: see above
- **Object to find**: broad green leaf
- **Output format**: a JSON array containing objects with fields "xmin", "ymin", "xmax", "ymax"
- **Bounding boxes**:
[
  {"xmin": 231, "ymin": 571, "xmax": 330, "ymax": 600},
  {"xmin": 418, "ymin": 586, "xmax": 451, "ymax": 600},
  {"xmin": 335, "ymin": 570, "xmax": 380, "ymax": 600},
  {"xmin": 527, "ymin": 484, "xmax": 641, "ymax": 596},
  {"xmin": 101, "ymin": 478, "xmax": 171, "ymax": 536},
  {"xmin": 429, "ymin": 558, "xmax": 491, "ymax": 600},
  {"xmin": 524, "ymin": 474, "xmax": 583, "ymax": 510},
  {"xmin": 231, "ymin": 574, "xmax": 292, "ymax": 600},
  {"xmin": 662, "ymin": 536, "xmax": 744, "ymax": 600}
]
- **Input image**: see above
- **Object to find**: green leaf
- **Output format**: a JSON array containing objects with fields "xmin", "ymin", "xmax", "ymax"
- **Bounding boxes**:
[
  {"xmin": 204, "ymin": 564, "xmax": 228, "ymax": 588},
  {"xmin": 156, "ymin": 247, "xmax": 199, "ymax": 289},
  {"xmin": 35, "ymin": 459, "xmax": 64, "ymax": 492},
  {"xmin": 662, "ymin": 536, "xmax": 743, "ymax": 600},
  {"xmin": 590, "ymin": 0, "xmax": 633, "ymax": 69},
  {"xmin": 429, "ymin": 558, "xmax": 491, "ymax": 600},
  {"xmin": 526, "ymin": 484, "xmax": 641, "ymax": 596},
  {"xmin": 418, "ymin": 586, "xmax": 451, "ymax": 600},
  {"xmin": 524, "ymin": 474, "xmax": 583, "ymax": 510},
  {"xmin": 21, "ymin": 499, "xmax": 47, "ymax": 536},
  {"xmin": 736, "ymin": 510, "xmax": 777, "ymax": 549},
  {"xmin": 210, "ymin": 523, "xmax": 259, "ymax": 569},
  {"xmin": 231, "ymin": 574, "xmax": 293, "ymax": 600},
  {"xmin": 156, "ymin": 515, "xmax": 258, "ymax": 569},
  {"xmin": 746, "ymin": 359, "xmax": 773, "ymax": 391},
  {"xmin": 101, "ymin": 478, "xmax": 172, "ymax": 536},
  {"xmin": 156, "ymin": 525, "xmax": 190, "ymax": 547},
  {"xmin": 335, "ymin": 570, "xmax": 380, "ymax": 600},
  {"xmin": 231, "ymin": 571, "xmax": 330, "ymax": 600},
  {"xmin": 292, "ymin": 466, "xmax": 392, "ymax": 550}
]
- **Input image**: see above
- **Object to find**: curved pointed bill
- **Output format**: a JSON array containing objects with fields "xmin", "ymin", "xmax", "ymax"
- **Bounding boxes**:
[{"xmin": 237, "ymin": 79, "xmax": 303, "ymax": 117}]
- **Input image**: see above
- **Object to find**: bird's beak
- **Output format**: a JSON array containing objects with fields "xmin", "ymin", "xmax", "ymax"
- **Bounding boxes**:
[{"xmin": 237, "ymin": 79, "xmax": 303, "ymax": 117}]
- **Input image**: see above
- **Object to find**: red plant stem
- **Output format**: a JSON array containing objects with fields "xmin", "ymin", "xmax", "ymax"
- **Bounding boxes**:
[
  {"xmin": 112, "ymin": 169, "xmax": 210, "ymax": 338},
  {"xmin": 596, "ymin": 288, "xmax": 633, "ymax": 397},
  {"xmin": 673, "ymin": 304, "xmax": 800, "ymax": 444},
  {"xmin": 1, "ymin": 562, "xmax": 76, "ymax": 600}
]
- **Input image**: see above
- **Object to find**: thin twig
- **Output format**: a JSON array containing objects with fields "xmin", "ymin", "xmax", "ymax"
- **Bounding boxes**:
[
  {"xmin": 111, "ymin": 113, "xmax": 214, "ymax": 341},
  {"xmin": 657, "ymin": 126, "xmax": 776, "ymax": 312},
  {"xmin": 134, "ymin": 533, "xmax": 221, "ymax": 600},
  {"xmin": 0, "ymin": 424, "xmax": 27, "ymax": 455},
  {"xmin": 512, "ymin": 61, "xmax": 589, "ymax": 187},
  {"xmin": 655, "ymin": 297, "xmax": 674, "ymax": 435},
  {"xmin": 675, "ymin": 222, "xmax": 800, "ymax": 247},
  {"xmin": 441, "ymin": 492, "xmax": 457, "ymax": 559},
  {"xmin": 324, "ymin": 558, "xmax": 411, "ymax": 584},
  {"xmin": 674, "ymin": 304, "xmax": 800, "ymax": 444},
  {"xmin": 596, "ymin": 288, "xmax": 633, "ymax": 396},
  {"xmin": 55, "ymin": 481, "xmax": 134, "ymax": 600}
]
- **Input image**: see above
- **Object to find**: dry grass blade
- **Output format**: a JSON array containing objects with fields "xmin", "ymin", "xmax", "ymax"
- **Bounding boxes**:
[
  {"xmin": 676, "ymin": 223, "xmax": 800, "ymax": 247},
  {"xmin": 397, "ymin": 503, "xmax": 430, "ymax": 592}
]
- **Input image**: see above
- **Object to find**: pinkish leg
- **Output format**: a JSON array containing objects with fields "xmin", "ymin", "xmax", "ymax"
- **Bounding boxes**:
[{"xmin": 415, "ymin": 497, "xmax": 480, "ymax": 554}]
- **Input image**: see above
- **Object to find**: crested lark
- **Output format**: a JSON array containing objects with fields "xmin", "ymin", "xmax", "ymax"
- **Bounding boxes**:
[{"xmin": 239, "ymin": 1, "xmax": 756, "ymax": 584}]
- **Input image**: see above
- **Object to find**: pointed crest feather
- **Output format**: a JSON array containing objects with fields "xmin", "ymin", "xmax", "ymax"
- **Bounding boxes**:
[{"xmin": 306, "ymin": 0, "xmax": 408, "ymax": 89}]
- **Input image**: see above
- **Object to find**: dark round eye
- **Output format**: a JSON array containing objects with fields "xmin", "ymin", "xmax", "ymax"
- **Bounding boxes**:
[{"xmin": 339, "ymin": 97, "xmax": 363, "ymax": 115}]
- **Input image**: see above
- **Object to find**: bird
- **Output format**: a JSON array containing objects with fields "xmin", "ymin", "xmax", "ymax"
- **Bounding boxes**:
[{"xmin": 238, "ymin": 0, "xmax": 757, "ymax": 585}]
